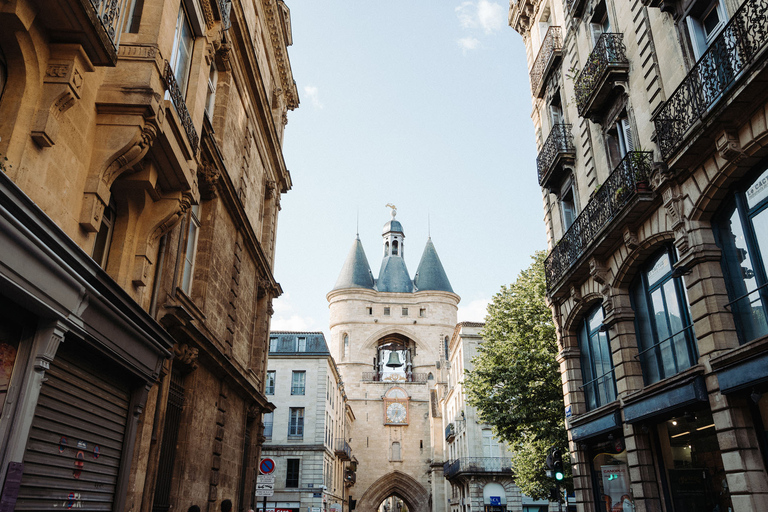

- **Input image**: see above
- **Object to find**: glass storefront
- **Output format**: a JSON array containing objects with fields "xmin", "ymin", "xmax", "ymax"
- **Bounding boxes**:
[
  {"xmin": 588, "ymin": 435, "xmax": 634, "ymax": 512},
  {"xmin": 656, "ymin": 410, "xmax": 732, "ymax": 512}
]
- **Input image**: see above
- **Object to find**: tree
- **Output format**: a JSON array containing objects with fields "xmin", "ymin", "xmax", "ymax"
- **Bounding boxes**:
[{"xmin": 464, "ymin": 251, "xmax": 569, "ymax": 500}]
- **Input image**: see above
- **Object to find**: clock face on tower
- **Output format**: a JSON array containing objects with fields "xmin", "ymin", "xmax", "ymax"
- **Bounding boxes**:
[{"xmin": 386, "ymin": 402, "xmax": 407, "ymax": 424}]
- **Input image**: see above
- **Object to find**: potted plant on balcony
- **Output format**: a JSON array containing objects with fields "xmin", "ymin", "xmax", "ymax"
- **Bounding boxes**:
[
  {"xmin": 630, "ymin": 151, "xmax": 650, "ymax": 191},
  {"xmin": 614, "ymin": 185, "xmax": 629, "ymax": 202}
]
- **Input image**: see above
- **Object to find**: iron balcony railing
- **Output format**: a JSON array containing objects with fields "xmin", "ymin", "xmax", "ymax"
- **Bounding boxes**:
[
  {"xmin": 335, "ymin": 438, "xmax": 352, "ymax": 460},
  {"xmin": 537, "ymin": 124, "xmax": 575, "ymax": 186},
  {"xmin": 530, "ymin": 26, "xmax": 563, "ymax": 98},
  {"xmin": 575, "ymin": 34, "xmax": 629, "ymax": 117},
  {"xmin": 291, "ymin": 386, "xmax": 305, "ymax": 395},
  {"xmin": 443, "ymin": 458, "xmax": 513, "ymax": 479},
  {"xmin": 654, "ymin": 0, "xmax": 768, "ymax": 160},
  {"xmin": 164, "ymin": 60, "xmax": 200, "ymax": 153},
  {"xmin": 544, "ymin": 151, "xmax": 653, "ymax": 290},
  {"xmin": 91, "ymin": 0, "xmax": 131, "ymax": 49},
  {"xmin": 635, "ymin": 325, "xmax": 698, "ymax": 385},
  {"xmin": 579, "ymin": 368, "xmax": 618, "ymax": 412},
  {"xmin": 445, "ymin": 423, "xmax": 456, "ymax": 441}
]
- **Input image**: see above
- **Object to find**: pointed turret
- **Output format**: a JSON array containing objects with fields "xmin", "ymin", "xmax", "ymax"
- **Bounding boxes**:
[
  {"xmin": 333, "ymin": 235, "xmax": 375, "ymax": 291},
  {"xmin": 413, "ymin": 237, "xmax": 453, "ymax": 293},
  {"xmin": 376, "ymin": 207, "xmax": 413, "ymax": 293}
]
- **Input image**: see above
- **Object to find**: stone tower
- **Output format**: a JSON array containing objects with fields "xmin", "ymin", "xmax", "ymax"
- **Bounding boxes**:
[{"xmin": 327, "ymin": 208, "xmax": 459, "ymax": 512}]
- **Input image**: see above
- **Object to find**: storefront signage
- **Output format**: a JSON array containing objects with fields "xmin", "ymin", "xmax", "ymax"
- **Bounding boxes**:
[
  {"xmin": 489, "ymin": 497, "xmax": 501, "ymax": 505},
  {"xmin": 600, "ymin": 464, "xmax": 630, "ymax": 510}
]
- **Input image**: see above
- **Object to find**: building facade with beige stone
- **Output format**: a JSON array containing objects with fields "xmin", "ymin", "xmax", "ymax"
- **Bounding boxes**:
[
  {"xmin": 509, "ymin": 0, "xmax": 768, "ymax": 509},
  {"xmin": 0, "ymin": 0, "xmax": 297, "ymax": 511}
]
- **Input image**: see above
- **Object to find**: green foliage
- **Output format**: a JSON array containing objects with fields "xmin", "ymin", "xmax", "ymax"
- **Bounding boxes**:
[{"xmin": 464, "ymin": 251, "xmax": 570, "ymax": 500}]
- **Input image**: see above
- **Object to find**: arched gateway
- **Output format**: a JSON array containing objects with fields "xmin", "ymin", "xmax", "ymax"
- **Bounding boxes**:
[
  {"xmin": 327, "ymin": 210, "xmax": 459, "ymax": 512},
  {"xmin": 358, "ymin": 471, "xmax": 431, "ymax": 512}
]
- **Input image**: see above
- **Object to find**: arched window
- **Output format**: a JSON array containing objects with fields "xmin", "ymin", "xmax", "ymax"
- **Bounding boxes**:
[
  {"xmin": 392, "ymin": 240, "xmax": 399, "ymax": 256},
  {"xmin": 443, "ymin": 336, "xmax": 450, "ymax": 360},
  {"xmin": 578, "ymin": 305, "xmax": 616, "ymax": 411},
  {"xmin": 385, "ymin": 241, "xmax": 389, "ymax": 256},
  {"xmin": 631, "ymin": 247, "xmax": 696, "ymax": 385}
]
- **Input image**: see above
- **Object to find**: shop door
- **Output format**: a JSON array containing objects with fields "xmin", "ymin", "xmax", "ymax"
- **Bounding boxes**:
[{"xmin": 15, "ymin": 343, "xmax": 132, "ymax": 510}]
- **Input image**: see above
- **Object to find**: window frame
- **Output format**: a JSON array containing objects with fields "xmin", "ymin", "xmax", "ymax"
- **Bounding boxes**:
[
  {"xmin": 170, "ymin": 3, "xmax": 195, "ymax": 96},
  {"xmin": 686, "ymin": 0, "xmax": 728, "ymax": 59},
  {"xmin": 265, "ymin": 370, "xmax": 275, "ymax": 395},
  {"xmin": 286, "ymin": 458, "xmax": 300, "ymax": 488},
  {"xmin": 288, "ymin": 407, "xmax": 304, "ymax": 437},
  {"xmin": 181, "ymin": 203, "xmax": 201, "ymax": 294},
  {"xmin": 92, "ymin": 197, "xmax": 117, "ymax": 269},
  {"xmin": 577, "ymin": 304, "xmax": 617, "ymax": 411},
  {"xmin": 291, "ymin": 370, "xmax": 306, "ymax": 395}
]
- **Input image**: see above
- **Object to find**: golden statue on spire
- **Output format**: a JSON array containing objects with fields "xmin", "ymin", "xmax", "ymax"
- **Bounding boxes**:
[{"xmin": 385, "ymin": 203, "xmax": 397, "ymax": 218}]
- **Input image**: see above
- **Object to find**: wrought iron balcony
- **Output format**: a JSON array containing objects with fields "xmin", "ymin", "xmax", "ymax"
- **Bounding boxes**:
[
  {"xmin": 443, "ymin": 458, "xmax": 513, "ymax": 479},
  {"xmin": 445, "ymin": 423, "xmax": 456, "ymax": 442},
  {"xmin": 575, "ymin": 34, "xmax": 629, "ymax": 119},
  {"xmin": 537, "ymin": 124, "xmax": 576, "ymax": 188},
  {"xmin": 335, "ymin": 439, "xmax": 352, "ymax": 460},
  {"xmin": 544, "ymin": 152, "xmax": 655, "ymax": 294},
  {"xmin": 654, "ymin": 0, "xmax": 768, "ymax": 161},
  {"xmin": 164, "ymin": 60, "xmax": 200, "ymax": 154},
  {"xmin": 530, "ymin": 27, "xmax": 563, "ymax": 98}
]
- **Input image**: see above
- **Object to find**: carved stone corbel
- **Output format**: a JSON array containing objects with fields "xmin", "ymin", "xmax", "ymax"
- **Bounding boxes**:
[
  {"xmin": 173, "ymin": 343, "xmax": 199, "ymax": 371},
  {"xmin": 199, "ymin": 160, "xmax": 221, "ymax": 199},
  {"xmin": 661, "ymin": 183, "xmax": 690, "ymax": 255},
  {"xmin": 31, "ymin": 46, "xmax": 94, "ymax": 147},
  {"xmin": 715, "ymin": 130, "xmax": 745, "ymax": 162},
  {"xmin": 570, "ymin": 285, "xmax": 582, "ymax": 304},
  {"xmin": 623, "ymin": 227, "xmax": 639, "ymax": 251},
  {"xmin": 589, "ymin": 257, "xmax": 614, "ymax": 313}
]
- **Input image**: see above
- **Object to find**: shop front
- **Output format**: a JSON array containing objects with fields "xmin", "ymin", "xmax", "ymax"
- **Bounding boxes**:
[
  {"xmin": 481, "ymin": 482, "xmax": 506, "ymax": 512},
  {"xmin": 256, "ymin": 501, "xmax": 302, "ymax": 512}
]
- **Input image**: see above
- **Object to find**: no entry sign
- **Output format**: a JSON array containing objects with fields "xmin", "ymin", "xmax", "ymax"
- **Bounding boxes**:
[{"xmin": 259, "ymin": 458, "xmax": 276, "ymax": 475}]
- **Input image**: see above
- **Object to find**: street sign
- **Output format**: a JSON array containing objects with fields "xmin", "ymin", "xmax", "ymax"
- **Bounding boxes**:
[
  {"xmin": 259, "ymin": 458, "xmax": 276, "ymax": 475},
  {"xmin": 255, "ymin": 482, "xmax": 274, "ymax": 497},
  {"xmin": 257, "ymin": 475, "xmax": 276, "ymax": 484}
]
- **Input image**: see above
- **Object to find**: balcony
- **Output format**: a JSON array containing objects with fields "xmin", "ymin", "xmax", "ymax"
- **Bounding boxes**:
[
  {"xmin": 537, "ymin": 124, "xmax": 576, "ymax": 189},
  {"xmin": 575, "ymin": 34, "xmax": 629, "ymax": 120},
  {"xmin": 544, "ymin": 152, "xmax": 656, "ymax": 296},
  {"xmin": 445, "ymin": 423, "xmax": 456, "ymax": 442},
  {"xmin": 335, "ymin": 439, "xmax": 352, "ymax": 461},
  {"xmin": 164, "ymin": 60, "xmax": 200, "ymax": 154},
  {"xmin": 530, "ymin": 27, "xmax": 563, "ymax": 98},
  {"xmin": 361, "ymin": 372, "xmax": 428, "ymax": 383},
  {"xmin": 654, "ymin": 0, "xmax": 768, "ymax": 163},
  {"xmin": 443, "ymin": 458, "xmax": 513, "ymax": 479}
]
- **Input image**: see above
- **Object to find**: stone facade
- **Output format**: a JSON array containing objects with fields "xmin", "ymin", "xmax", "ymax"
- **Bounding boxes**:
[
  {"xmin": 509, "ymin": 0, "xmax": 768, "ymax": 510},
  {"xmin": 261, "ymin": 332, "xmax": 354, "ymax": 512},
  {"xmin": 0, "ymin": 0, "xmax": 297, "ymax": 511}
]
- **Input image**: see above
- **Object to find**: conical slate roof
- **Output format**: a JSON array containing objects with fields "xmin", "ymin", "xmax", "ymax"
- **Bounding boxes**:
[
  {"xmin": 376, "ymin": 256, "xmax": 414, "ymax": 293},
  {"xmin": 413, "ymin": 238, "xmax": 453, "ymax": 293},
  {"xmin": 333, "ymin": 236, "xmax": 375, "ymax": 290}
]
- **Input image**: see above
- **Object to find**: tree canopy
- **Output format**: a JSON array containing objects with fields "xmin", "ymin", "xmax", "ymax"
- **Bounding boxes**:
[{"xmin": 464, "ymin": 251, "xmax": 569, "ymax": 500}]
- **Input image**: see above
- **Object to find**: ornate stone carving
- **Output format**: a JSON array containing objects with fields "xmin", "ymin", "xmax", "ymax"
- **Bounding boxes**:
[
  {"xmin": 570, "ymin": 285, "xmax": 581, "ymax": 303},
  {"xmin": 715, "ymin": 130, "xmax": 745, "ymax": 162},
  {"xmin": 661, "ymin": 183, "xmax": 690, "ymax": 255},
  {"xmin": 623, "ymin": 227, "xmax": 639, "ymax": 251},
  {"xmin": 263, "ymin": 0, "xmax": 298, "ymax": 109},
  {"xmin": 199, "ymin": 161, "xmax": 221, "ymax": 199},
  {"xmin": 201, "ymin": 0, "xmax": 215, "ymax": 29},
  {"xmin": 173, "ymin": 343, "xmax": 200, "ymax": 370},
  {"xmin": 589, "ymin": 258, "xmax": 614, "ymax": 313}
]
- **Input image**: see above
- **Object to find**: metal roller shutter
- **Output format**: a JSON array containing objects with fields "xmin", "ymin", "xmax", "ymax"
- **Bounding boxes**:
[{"xmin": 16, "ymin": 343, "xmax": 131, "ymax": 511}]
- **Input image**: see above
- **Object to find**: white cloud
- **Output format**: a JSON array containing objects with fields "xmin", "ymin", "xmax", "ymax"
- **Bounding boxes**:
[
  {"xmin": 457, "ymin": 37, "xmax": 481, "ymax": 53},
  {"xmin": 303, "ymin": 85, "xmax": 323, "ymax": 109},
  {"xmin": 455, "ymin": 1, "xmax": 505, "ymax": 35},
  {"xmin": 270, "ymin": 293, "xmax": 322, "ymax": 332},
  {"xmin": 458, "ymin": 298, "xmax": 490, "ymax": 323}
]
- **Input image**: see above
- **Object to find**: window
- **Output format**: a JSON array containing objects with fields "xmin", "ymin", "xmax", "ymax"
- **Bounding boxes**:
[
  {"xmin": 482, "ymin": 430, "xmax": 500, "ymax": 458},
  {"xmin": 402, "ymin": 307, "xmax": 408, "ymax": 316},
  {"xmin": 297, "ymin": 337, "xmax": 306, "ymax": 352},
  {"xmin": 606, "ymin": 114, "xmax": 633, "ymax": 166},
  {"xmin": 391, "ymin": 442, "xmax": 401, "ymax": 461},
  {"xmin": 392, "ymin": 240, "xmax": 399, "ymax": 256},
  {"xmin": 560, "ymin": 179, "xmax": 578, "ymax": 232},
  {"xmin": 686, "ymin": 0, "xmax": 727, "ymax": 59},
  {"xmin": 549, "ymin": 93, "xmax": 563, "ymax": 130},
  {"xmin": 444, "ymin": 336, "xmax": 450, "ymax": 360},
  {"xmin": 286, "ymin": 458, "xmax": 300, "ymax": 487},
  {"xmin": 92, "ymin": 197, "xmax": 117, "ymax": 269},
  {"xmin": 367, "ymin": 307, "xmax": 373, "ymax": 315},
  {"xmin": 125, "ymin": 0, "xmax": 143, "ymax": 33},
  {"xmin": 384, "ymin": 307, "xmax": 391, "ymax": 316},
  {"xmin": 265, "ymin": 371, "xmax": 275, "ymax": 395},
  {"xmin": 181, "ymin": 204, "xmax": 201, "ymax": 294},
  {"xmin": 590, "ymin": 3, "xmax": 611, "ymax": 46},
  {"xmin": 419, "ymin": 308, "xmax": 426, "ymax": 317},
  {"xmin": 343, "ymin": 334, "xmax": 349, "ymax": 360},
  {"xmin": 578, "ymin": 305, "xmax": 617, "ymax": 411},
  {"xmin": 263, "ymin": 412, "xmax": 273, "ymax": 439},
  {"xmin": 205, "ymin": 64, "xmax": 218, "ymax": 118},
  {"xmin": 289, "ymin": 407, "xmax": 304, "ymax": 437},
  {"xmin": 269, "ymin": 337, "xmax": 278, "ymax": 352},
  {"xmin": 170, "ymin": 4, "xmax": 194, "ymax": 95},
  {"xmin": 291, "ymin": 371, "xmax": 305, "ymax": 395},
  {"xmin": 715, "ymin": 166, "xmax": 768, "ymax": 343},
  {"xmin": 631, "ymin": 248, "xmax": 697, "ymax": 385}
]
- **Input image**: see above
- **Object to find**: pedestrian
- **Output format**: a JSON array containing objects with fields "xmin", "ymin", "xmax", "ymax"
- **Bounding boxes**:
[
  {"xmin": 221, "ymin": 499, "xmax": 233, "ymax": 512},
  {"xmin": 189, "ymin": 506, "xmax": 201, "ymax": 512}
]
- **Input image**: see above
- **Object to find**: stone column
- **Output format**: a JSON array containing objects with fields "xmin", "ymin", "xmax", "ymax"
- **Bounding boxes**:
[{"xmin": 623, "ymin": 423, "xmax": 663, "ymax": 512}]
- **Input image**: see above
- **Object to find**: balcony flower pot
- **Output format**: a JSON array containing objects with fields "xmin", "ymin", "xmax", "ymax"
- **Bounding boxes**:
[{"xmin": 636, "ymin": 180, "xmax": 649, "ymax": 192}]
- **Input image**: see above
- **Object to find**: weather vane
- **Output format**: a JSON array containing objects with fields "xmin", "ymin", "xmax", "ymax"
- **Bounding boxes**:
[{"xmin": 385, "ymin": 203, "xmax": 397, "ymax": 218}]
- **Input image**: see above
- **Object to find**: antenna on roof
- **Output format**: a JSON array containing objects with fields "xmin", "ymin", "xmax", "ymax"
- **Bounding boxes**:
[
  {"xmin": 356, "ymin": 208, "xmax": 359, "ymax": 237},
  {"xmin": 428, "ymin": 211, "xmax": 431, "ymax": 238}
]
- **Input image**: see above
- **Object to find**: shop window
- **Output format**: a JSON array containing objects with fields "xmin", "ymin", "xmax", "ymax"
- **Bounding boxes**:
[
  {"xmin": 92, "ymin": 197, "xmax": 117, "ymax": 270},
  {"xmin": 631, "ymin": 247, "xmax": 697, "ymax": 385},
  {"xmin": 754, "ymin": 393, "xmax": 768, "ymax": 470},
  {"xmin": 170, "ymin": 4, "xmax": 194, "ymax": 96},
  {"xmin": 291, "ymin": 371, "xmax": 305, "ymax": 395},
  {"xmin": 657, "ymin": 411, "xmax": 732, "ymax": 511},
  {"xmin": 578, "ymin": 305, "xmax": 617, "ymax": 411},
  {"xmin": 288, "ymin": 407, "xmax": 304, "ymax": 437},
  {"xmin": 181, "ymin": 203, "xmax": 200, "ymax": 294},
  {"xmin": 587, "ymin": 436, "xmax": 633, "ymax": 512},
  {"xmin": 714, "ymin": 165, "xmax": 768, "ymax": 343},
  {"xmin": 265, "ymin": 371, "xmax": 275, "ymax": 395},
  {"xmin": 286, "ymin": 458, "xmax": 300, "ymax": 487}
]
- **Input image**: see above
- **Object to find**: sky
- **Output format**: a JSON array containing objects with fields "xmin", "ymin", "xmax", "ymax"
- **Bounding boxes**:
[{"xmin": 271, "ymin": 1, "xmax": 548, "ymax": 338}]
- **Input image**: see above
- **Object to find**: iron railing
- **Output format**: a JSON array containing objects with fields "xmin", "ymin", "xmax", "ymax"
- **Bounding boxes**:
[
  {"xmin": 636, "ymin": 325, "xmax": 697, "ymax": 385},
  {"xmin": 654, "ymin": 0, "xmax": 768, "ymax": 160},
  {"xmin": 164, "ymin": 60, "xmax": 199, "ymax": 153},
  {"xmin": 361, "ymin": 372, "xmax": 428, "ymax": 382},
  {"xmin": 544, "ymin": 151, "xmax": 653, "ymax": 290},
  {"xmin": 291, "ymin": 386, "xmax": 305, "ymax": 395},
  {"xmin": 580, "ymin": 368, "xmax": 617, "ymax": 411},
  {"xmin": 335, "ymin": 439, "xmax": 352, "ymax": 460},
  {"xmin": 537, "ymin": 124, "xmax": 575, "ymax": 185},
  {"xmin": 445, "ymin": 423, "xmax": 456, "ymax": 441},
  {"xmin": 91, "ymin": 0, "xmax": 131, "ymax": 49},
  {"xmin": 575, "ymin": 34, "xmax": 628, "ymax": 116},
  {"xmin": 724, "ymin": 281, "xmax": 768, "ymax": 343},
  {"xmin": 443, "ymin": 458, "xmax": 512, "ymax": 479},
  {"xmin": 530, "ymin": 26, "xmax": 563, "ymax": 97}
]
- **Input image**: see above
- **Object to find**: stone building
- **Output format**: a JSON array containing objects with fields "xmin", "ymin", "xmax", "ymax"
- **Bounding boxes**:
[
  {"xmin": 0, "ymin": 0, "xmax": 297, "ymax": 510},
  {"xmin": 508, "ymin": 0, "xmax": 768, "ymax": 509},
  {"xmin": 440, "ymin": 323, "xmax": 551, "ymax": 512},
  {"xmin": 260, "ymin": 332, "xmax": 355, "ymax": 512},
  {"xmin": 326, "ymin": 208, "xmax": 459, "ymax": 512}
]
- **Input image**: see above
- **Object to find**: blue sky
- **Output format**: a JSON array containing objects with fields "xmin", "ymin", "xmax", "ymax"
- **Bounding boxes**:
[{"xmin": 271, "ymin": 1, "xmax": 548, "ymax": 336}]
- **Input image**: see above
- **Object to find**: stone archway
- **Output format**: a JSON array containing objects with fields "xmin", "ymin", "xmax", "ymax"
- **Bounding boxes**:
[{"xmin": 357, "ymin": 470, "xmax": 430, "ymax": 512}]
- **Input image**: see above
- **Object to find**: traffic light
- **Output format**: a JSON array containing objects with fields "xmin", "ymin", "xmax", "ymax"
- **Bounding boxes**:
[{"xmin": 552, "ymin": 448, "xmax": 564, "ymax": 481}]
